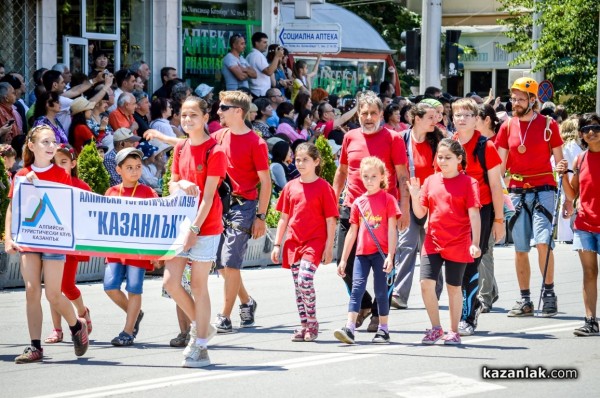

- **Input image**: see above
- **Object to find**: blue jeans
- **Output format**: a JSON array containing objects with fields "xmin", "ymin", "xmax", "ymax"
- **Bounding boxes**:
[{"xmin": 348, "ymin": 254, "xmax": 390, "ymax": 317}]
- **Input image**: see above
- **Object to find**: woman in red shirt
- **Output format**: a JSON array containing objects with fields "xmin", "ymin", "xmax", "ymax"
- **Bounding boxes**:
[
  {"xmin": 163, "ymin": 96, "xmax": 227, "ymax": 368},
  {"xmin": 560, "ymin": 113, "xmax": 600, "ymax": 336},
  {"xmin": 68, "ymin": 97, "xmax": 96, "ymax": 154},
  {"xmin": 408, "ymin": 138, "xmax": 481, "ymax": 346}
]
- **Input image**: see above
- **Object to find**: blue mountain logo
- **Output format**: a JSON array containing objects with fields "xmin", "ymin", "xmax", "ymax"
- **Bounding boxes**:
[{"xmin": 22, "ymin": 193, "xmax": 62, "ymax": 227}]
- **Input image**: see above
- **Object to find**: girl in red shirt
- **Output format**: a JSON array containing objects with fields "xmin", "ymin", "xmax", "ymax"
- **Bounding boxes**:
[
  {"xmin": 271, "ymin": 143, "xmax": 339, "ymax": 342},
  {"xmin": 43, "ymin": 144, "xmax": 93, "ymax": 345},
  {"xmin": 163, "ymin": 96, "xmax": 227, "ymax": 368},
  {"xmin": 5, "ymin": 125, "xmax": 89, "ymax": 364},
  {"xmin": 334, "ymin": 156, "xmax": 401, "ymax": 345},
  {"xmin": 407, "ymin": 138, "xmax": 481, "ymax": 346},
  {"xmin": 560, "ymin": 113, "xmax": 600, "ymax": 336}
]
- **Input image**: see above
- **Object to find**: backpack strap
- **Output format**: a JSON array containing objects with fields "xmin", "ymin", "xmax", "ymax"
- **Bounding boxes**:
[
  {"xmin": 473, "ymin": 135, "xmax": 489, "ymax": 186},
  {"xmin": 575, "ymin": 150, "xmax": 588, "ymax": 175}
]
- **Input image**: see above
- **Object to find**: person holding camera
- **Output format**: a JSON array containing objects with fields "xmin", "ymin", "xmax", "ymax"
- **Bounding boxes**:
[{"xmin": 246, "ymin": 32, "xmax": 284, "ymax": 97}]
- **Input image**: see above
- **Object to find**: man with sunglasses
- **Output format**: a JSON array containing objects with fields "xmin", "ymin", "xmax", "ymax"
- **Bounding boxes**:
[
  {"xmin": 212, "ymin": 90, "xmax": 271, "ymax": 333},
  {"xmin": 222, "ymin": 34, "xmax": 257, "ymax": 91},
  {"xmin": 495, "ymin": 77, "xmax": 565, "ymax": 318}
]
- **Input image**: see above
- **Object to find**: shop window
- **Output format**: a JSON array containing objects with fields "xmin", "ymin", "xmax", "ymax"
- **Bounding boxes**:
[
  {"xmin": 470, "ymin": 71, "xmax": 492, "ymax": 97},
  {"xmin": 496, "ymin": 69, "xmax": 509, "ymax": 101},
  {"xmin": 182, "ymin": 0, "xmax": 262, "ymax": 91},
  {"xmin": 120, "ymin": 0, "xmax": 152, "ymax": 73}
]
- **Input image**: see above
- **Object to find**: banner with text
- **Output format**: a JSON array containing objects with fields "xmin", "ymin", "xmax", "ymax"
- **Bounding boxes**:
[{"xmin": 10, "ymin": 177, "xmax": 199, "ymax": 260}]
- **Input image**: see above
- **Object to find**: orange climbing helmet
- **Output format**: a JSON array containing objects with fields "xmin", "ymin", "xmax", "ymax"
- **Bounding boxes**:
[{"xmin": 511, "ymin": 77, "xmax": 539, "ymax": 98}]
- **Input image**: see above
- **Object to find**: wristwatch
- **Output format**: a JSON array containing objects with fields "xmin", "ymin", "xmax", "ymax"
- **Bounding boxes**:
[
  {"xmin": 189, "ymin": 225, "xmax": 200, "ymax": 234},
  {"xmin": 256, "ymin": 213, "xmax": 266, "ymax": 221}
]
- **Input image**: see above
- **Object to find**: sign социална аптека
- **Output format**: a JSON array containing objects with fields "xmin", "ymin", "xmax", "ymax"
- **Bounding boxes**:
[{"xmin": 278, "ymin": 23, "xmax": 341, "ymax": 54}]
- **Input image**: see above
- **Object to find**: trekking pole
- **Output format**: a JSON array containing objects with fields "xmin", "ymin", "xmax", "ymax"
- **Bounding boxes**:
[{"xmin": 537, "ymin": 176, "xmax": 563, "ymax": 316}]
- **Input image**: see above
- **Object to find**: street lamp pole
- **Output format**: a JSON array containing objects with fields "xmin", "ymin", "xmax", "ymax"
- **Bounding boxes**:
[{"xmin": 419, "ymin": 0, "xmax": 442, "ymax": 93}]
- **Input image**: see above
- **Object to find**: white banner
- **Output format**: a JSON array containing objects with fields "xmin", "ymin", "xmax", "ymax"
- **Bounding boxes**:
[{"xmin": 11, "ymin": 177, "xmax": 199, "ymax": 260}]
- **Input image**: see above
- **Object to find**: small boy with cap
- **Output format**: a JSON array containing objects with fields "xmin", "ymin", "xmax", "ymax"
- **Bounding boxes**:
[
  {"xmin": 103, "ymin": 127, "xmax": 142, "ymax": 186},
  {"xmin": 103, "ymin": 147, "xmax": 158, "ymax": 346}
]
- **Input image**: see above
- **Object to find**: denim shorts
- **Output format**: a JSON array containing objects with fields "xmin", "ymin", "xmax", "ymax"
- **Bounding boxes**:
[
  {"xmin": 510, "ymin": 190, "xmax": 555, "ymax": 252},
  {"xmin": 573, "ymin": 229, "xmax": 600, "ymax": 253},
  {"xmin": 177, "ymin": 234, "xmax": 220, "ymax": 263},
  {"xmin": 24, "ymin": 252, "xmax": 67, "ymax": 261},
  {"xmin": 216, "ymin": 199, "xmax": 257, "ymax": 270},
  {"xmin": 103, "ymin": 262, "xmax": 146, "ymax": 294}
]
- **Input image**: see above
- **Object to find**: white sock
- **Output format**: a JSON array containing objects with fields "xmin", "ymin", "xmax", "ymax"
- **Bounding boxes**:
[
  {"xmin": 191, "ymin": 321, "xmax": 197, "ymax": 328},
  {"xmin": 195, "ymin": 338, "xmax": 208, "ymax": 348}
]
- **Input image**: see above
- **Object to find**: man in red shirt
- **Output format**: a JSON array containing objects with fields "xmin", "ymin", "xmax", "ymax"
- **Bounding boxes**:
[
  {"xmin": 212, "ymin": 90, "xmax": 271, "ymax": 333},
  {"xmin": 109, "ymin": 92, "xmax": 138, "ymax": 135},
  {"xmin": 496, "ymin": 77, "xmax": 564, "ymax": 317},
  {"xmin": 332, "ymin": 90, "xmax": 409, "ymax": 332}
]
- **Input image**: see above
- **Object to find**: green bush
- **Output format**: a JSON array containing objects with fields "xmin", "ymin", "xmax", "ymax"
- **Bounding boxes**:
[
  {"xmin": 78, "ymin": 142, "xmax": 109, "ymax": 194},
  {"xmin": 162, "ymin": 151, "xmax": 174, "ymax": 197},
  {"xmin": 315, "ymin": 135, "xmax": 336, "ymax": 185},
  {"xmin": 265, "ymin": 195, "xmax": 281, "ymax": 228},
  {"xmin": 0, "ymin": 157, "xmax": 10, "ymax": 240}
]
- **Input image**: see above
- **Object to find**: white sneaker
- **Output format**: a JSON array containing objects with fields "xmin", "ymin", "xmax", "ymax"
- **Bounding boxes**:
[
  {"xmin": 183, "ymin": 324, "xmax": 217, "ymax": 357},
  {"xmin": 458, "ymin": 320, "xmax": 474, "ymax": 336},
  {"xmin": 182, "ymin": 344, "xmax": 210, "ymax": 368}
]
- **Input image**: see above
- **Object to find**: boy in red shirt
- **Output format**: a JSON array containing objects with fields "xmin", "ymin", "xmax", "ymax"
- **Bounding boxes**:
[
  {"xmin": 103, "ymin": 147, "xmax": 158, "ymax": 346},
  {"xmin": 212, "ymin": 90, "xmax": 271, "ymax": 333}
]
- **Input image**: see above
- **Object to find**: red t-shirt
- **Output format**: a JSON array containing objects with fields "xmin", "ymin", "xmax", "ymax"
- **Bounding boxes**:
[
  {"xmin": 496, "ymin": 114, "xmax": 563, "ymax": 188},
  {"xmin": 70, "ymin": 177, "xmax": 92, "ymax": 262},
  {"xmin": 9, "ymin": 164, "xmax": 72, "ymax": 198},
  {"xmin": 212, "ymin": 128, "xmax": 269, "ymax": 201},
  {"xmin": 411, "ymin": 138, "xmax": 437, "ymax": 184},
  {"xmin": 73, "ymin": 124, "xmax": 95, "ymax": 154},
  {"xmin": 276, "ymin": 177, "xmax": 339, "ymax": 269},
  {"xmin": 349, "ymin": 190, "xmax": 401, "ymax": 256},
  {"xmin": 450, "ymin": 131, "xmax": 502, "ymax": 205},
  {"xmin": 172, "ymin": 138, "xmax": 227, "ymax": 236},
  {"xmin": 574, "ymin": 150, "xmax": 600, "ymax": 233},
  {"xmin": 104, "ymin": 183, "xmax": 158, "ymax": 270},
  {"xmin": 340, "ymin": 127, "xmax": 407, "ymax": 207},
  {"xmin": 420, "ymin": 172, "xmax": 480, "ymax": 263},
  {"xmin": 316, "ymin": 120, "xmax": 334, "ymax": 139}
]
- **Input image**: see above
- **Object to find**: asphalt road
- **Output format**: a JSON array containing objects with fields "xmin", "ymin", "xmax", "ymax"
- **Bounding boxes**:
[{"xmin": 0, "ymin": 243, "xmax": 597, "ymax": 398}]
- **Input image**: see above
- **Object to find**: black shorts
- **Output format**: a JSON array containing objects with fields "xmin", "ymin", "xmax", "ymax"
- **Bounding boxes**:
[{"xmin": 420, "ymin": 253, "xmax": 467, "ymax": 286}]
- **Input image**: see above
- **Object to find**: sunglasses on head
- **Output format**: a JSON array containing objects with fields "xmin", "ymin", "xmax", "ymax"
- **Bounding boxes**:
[
  {"xmin": 581, "ymin": 125, "xmax": 600, "ymax": 134},
  {"xmin": 219, "ymin": 104, "xmax": 240, "ymax": 112}
]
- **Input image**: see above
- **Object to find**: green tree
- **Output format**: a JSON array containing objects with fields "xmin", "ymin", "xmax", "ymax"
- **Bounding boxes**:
[
  {"xmin": 328, "ymin": 0, "xmax": 421, "ymax": 94},
  {"xmin": 498, "ymin": 0, "xmax": 600, "ymax": 113},
  {"xmin": 78, "ymin": 142, "xmax": 109, "ymax": 194}
]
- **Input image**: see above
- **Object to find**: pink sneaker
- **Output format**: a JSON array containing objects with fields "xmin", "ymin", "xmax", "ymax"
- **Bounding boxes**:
[
  {"xmin": 422, "ymin": 327, "xmax": 444, "ymax": 344},
  {"xmin": 443, "ymin": 331, "xmax": 462, "ymax": 345}
]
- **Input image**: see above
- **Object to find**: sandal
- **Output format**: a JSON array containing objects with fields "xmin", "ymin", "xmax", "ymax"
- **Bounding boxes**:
[
  {"xmin": 304, "ymin": 322, "xmax": 319, "ymax": 342},
  {"xmin": 44, "ymin": 328, "xmax": 63, "ymax": 344},
  {"xmin": 355, "ymin": 308, "xmax": 372, "ymax": 328},
  {"xmin": 291, "ymin": 326, "xmax": 307, "ymax": 342},
  {"xmin": 80, "ymin": 307, "xmax": 92, "ymax": 335}
]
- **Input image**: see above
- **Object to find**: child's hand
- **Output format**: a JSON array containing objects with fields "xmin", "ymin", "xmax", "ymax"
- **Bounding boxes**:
[
  {"xmin": 175, "ymin": 180, "xmax": 199, "ymax": 196},
  {"xmin": 384, "ymin": 257, "xmax": 394, "ymax": 273},
  {"xmin": 25, "ymin": 170, "xmax": 38, "ymax": 182},
  {"xmin": 470, "ymin": 244, "xmax": 481, "ymax": 258},
  {"xmin": 183, "ymin": 230, "xmax": 198, "ymax": 252},
  {"xmin": 406, "ymin": 177, "xmax": 421, "ymax": 197},
  {"xmin": 270, "ymin": 246, "xmax": 280, "ymax": 264},
  {"xmin": 322, "ymin": 249, "xmax": 333, "ymax": 265},
  {"xmin": 337, "ymin": 261, "xmax": 346, "ymax": 278},
  {"xmin": 4, "ymin": 238, "xmax": 20, "ymax": 255}
]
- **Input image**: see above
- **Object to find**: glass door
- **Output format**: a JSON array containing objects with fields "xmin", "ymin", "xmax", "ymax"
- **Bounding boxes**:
[
  {"xmin": 63, "ymin": 36, "xmax": 88, "ymax": 75},
  {"xmin": 83, "ymin": 0, "xmax": 121, "ymax": 72}
]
